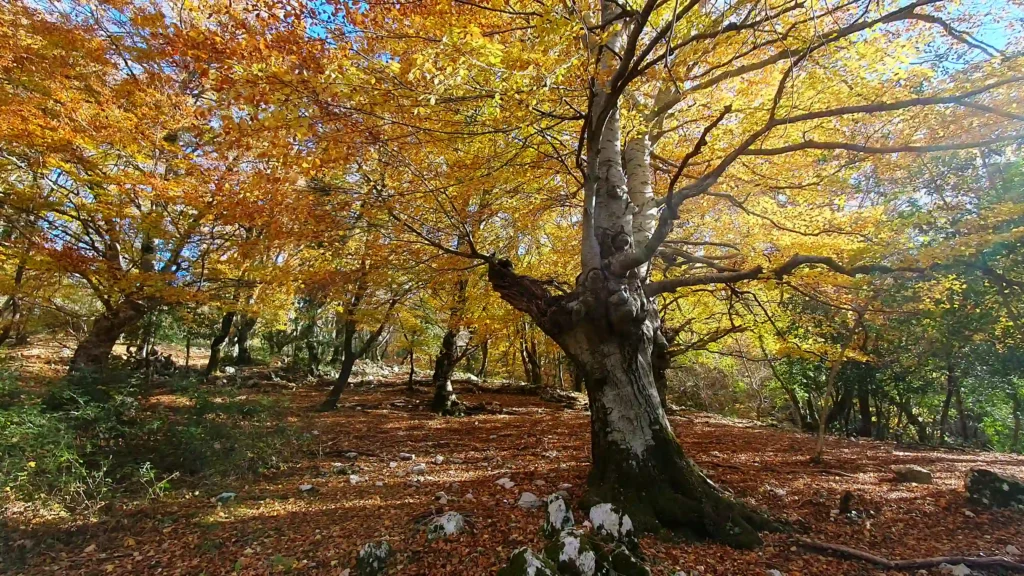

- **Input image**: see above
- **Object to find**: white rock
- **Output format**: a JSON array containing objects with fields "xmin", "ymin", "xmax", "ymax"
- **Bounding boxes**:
[
  {"xmin": 299, "ymin": 484, "xmax": 316, "ymax": 493},
  {"xmin": 964, "ymin": 510, "xmax": 976, "ymax": 518},
  {"xmin": 427, "ymin": 512, "xmax": 466, "ymax": 540},
  {"xmin": 496, "ymin": 477, "xmax": 515, "ymax": 489},
  {"xmin": 518, "ymin": 492, "xmax": 543, "ymax": 509},
  {"xmin": 557, "ymin": 483, "xmax": 573, "ymax": 491},
  {"xmin": 345, "ymin": 452, "xmax": 359, "ymax": 459},
  {"xmin": 399, "ymin": 453, "xmax": 415, "ymax": 461},
  {"xmin": 938, "ymin": 563, "xmax": 972, "ymax": 576},
  {"xmin": 766, "ymin": 570, "xmax": 785, "ymax": 576},
  {"xmin": 433, "ymin": 456, "xmax": 444, "ymax": 465},
  {"xmin": 388, "ymin": 461, "xmax": 398, "ymax": 469},
  {"xmin": 349, "ymin": 475, "xmax": 361, "ymax": 484},
  {"xmin": 464, "ymin": 492, "xmax": 475, "ymax": 502},
  {"xmin": 374, "ymin": 481, "xmax": 384, "ymax": 487},
  {"xmin": 589, "ymin": 503, "xmax": 634, "ymax": 541},
  {"xmin": 1007, "ymin": 545, "xmax": 1021, "ymax": 555},
  {"xmin": 410, "ymin": 463, "xmax": 427, "ymax": 475},
  {"xmin": 533, "ymin": 479, "xmax": 546, "ymax": 486},
  {"xmin": 222, "ymin": 366, "xmax": 236, "ymax": 375}
]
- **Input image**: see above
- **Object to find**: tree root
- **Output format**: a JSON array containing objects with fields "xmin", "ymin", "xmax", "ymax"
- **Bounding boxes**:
[{"xmin": 796, "ymin": 537, "xmax": 1024, "ymax": 572}]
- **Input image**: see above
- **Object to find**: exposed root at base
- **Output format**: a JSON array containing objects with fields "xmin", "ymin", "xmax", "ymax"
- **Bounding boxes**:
[{"xmin": 796, "ymin": 537, "xmax": 1024, "ymax": 572}]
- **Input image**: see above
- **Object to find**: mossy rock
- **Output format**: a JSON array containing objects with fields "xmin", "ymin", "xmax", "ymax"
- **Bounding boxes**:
[
  {"xmin": 543, "ymin": 494, "xmax": 575, "ymax": 538},
  {"xmin": 355, "ymin": 541, "xmax": 393, "ymax": 576},
  {"xmin": 498, "ymin": 547, "xmax": 558, "ymax": 576},
  {"xmin": 543, "ymin": 530, "xmax": 599, "ymax": 576},
  {"xmin": 967, "ymin": 467, "xmax": 1024, "ymax": 509}
]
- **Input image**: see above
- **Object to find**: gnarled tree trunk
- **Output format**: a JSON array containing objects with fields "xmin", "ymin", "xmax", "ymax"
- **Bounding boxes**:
[
  {"xmin": 430, "ymin": 329, "xmax": 461, "ymax": 414},
  {"xmin": 235, "ymin": 314, "xmax": 257, "ymax": 365},
  {"xmin": 70, "ymin": 300, "xmax": 148, "ymax": 372},
  {"xmin": 487, "ymin": 262, "xmax": 772, "ymax": 548}
]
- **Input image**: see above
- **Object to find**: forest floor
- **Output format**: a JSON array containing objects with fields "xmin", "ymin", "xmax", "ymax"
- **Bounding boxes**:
[{"xmin": 3, "ymin": 346, "xmax": 1024, "ymax": 576}]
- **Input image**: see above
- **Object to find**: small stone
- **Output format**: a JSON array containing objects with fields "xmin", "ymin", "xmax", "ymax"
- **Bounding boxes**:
[
  {"xmin": 464, "ymin": 492, "xmax": 475, "ymax": 502},
  {"xmin": 345, "ymin": 452, "xmax": 359, "ymax": 459},
  {"xmin": 766, "ymin": 570, "xmax": 785, "ymax": 576},
  {"xmin": 389, "ymin": 461, "xmax": 398, "ymax": 469},
  {"xmin": 892, "ymin": 465, "xmax": 933, "ymax": 484},
  {"xmin": 399, "ymin": 453, "xmax": 415, "ymax": 461},
  {"xmin": 214, "ymin": 492, "xmax": 237, "ymax": 504},
  {"xmin": 518, "ymin": 492, "xmax": 543, "ymax": 509},
  {"xmin": 349, "ymin": 475, "xmax": 361, "ymax": 484},
  {"xmin": 299, "ymin": 484, "xmax": 317, "ymax": 494},
  {"xmin": 435, "ymin": 491, "xmax": 448, "ymax": 505},
  {"xmin": 84, "ymin": 544, "xmax": 97, "ymax": 553},
  {"xmin": 433, "ymin": 455, "xmax": 444, "ymax": 465},
  {"xmin": 374, "ymin": 481, "xmax": 383, "ymax": 487},
  {"xmin": 450, "ymin": 457, "xmax": 464, "ymax": 464},
  {"xmin": 557, "ymin": 483, "xmax": 573, "ymax": 491},
  {"xmin": 533, "ymin": 479, "xmax": 546, "ymax": 486},
  {"xmin": 938, "ymin": 563, "xmax": 972, "ymax": 576},
  {"xmin": 410, "ymin": 463, "xmax": 427, "ymax": 475},
  {"xmin": 1007, "ymin": 545, "xmax": 1021, "ymax": 555},
  {"xmin": 496, "ymin": 477, "xmax": 516, "ymax": 489},
  {"xmin": 222, "ymin": 366, "xmax": 236, "ymax": 375},
  {"xmin": 964, "ymin": 510, "xmax": 976, "ymax": 518}
]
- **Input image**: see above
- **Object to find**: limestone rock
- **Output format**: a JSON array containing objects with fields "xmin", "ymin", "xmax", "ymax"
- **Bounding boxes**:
[
  {"xmin": 213, "ymin": 492, "xmax": 236, "ymax": 504},
  {"xmin": 497, "ymin": 548, "xmax": 558, "ymax": 576},
  {"xmin": 1007, "ymin": 544, "xmax": 1021, "ymax": 555},
  {"xmin": 938, "ymin": 563, "xmax": 972, "ymax": 576},
  {"xmin": 518, "ymin": 492, "xmax": 543, "ymax": 509},
  {"xmin": 543, "ymin": 530, "xmax": 597, "ymax": 576},
  {"xmin": 542, "ymin": 494, "xmax": 574, "ymax": 537},
  {"xmin": 427, "ymin": 512, "xmax": 465, "ymax": 540},
  {"xmin": 966, "ymin": 468, "xmax": 1024, "ymax": 509},
  {"xmin": 355, "ymin": 541, "xmax": 392, "ymax": 576},
  {"xmin": 589, "ymin": 503, "xmax": 636, "ymax": 549},
  {"xmin": 496, "ymin": 477, "xmax": 516, "ymax": 489},
  {"xmin": 892, "ymin": 465, "xmax": 933, "ymax": 484}
]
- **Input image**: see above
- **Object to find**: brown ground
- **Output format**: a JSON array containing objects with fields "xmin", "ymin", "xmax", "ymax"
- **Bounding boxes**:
[{"xmin": 3, "ymin": 352, "xmax": 1023, "ymax": 576}]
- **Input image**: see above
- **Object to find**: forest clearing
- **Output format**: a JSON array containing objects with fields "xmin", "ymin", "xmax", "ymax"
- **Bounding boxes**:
[{"xmin": 3, "ymin": 0, "xmax": 1024, "ymax": 574}]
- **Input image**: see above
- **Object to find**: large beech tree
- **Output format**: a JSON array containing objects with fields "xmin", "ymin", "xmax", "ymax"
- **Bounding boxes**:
[{"xmin": 321, "ymin": 0, "xmax": 1024, "ymax": 547}]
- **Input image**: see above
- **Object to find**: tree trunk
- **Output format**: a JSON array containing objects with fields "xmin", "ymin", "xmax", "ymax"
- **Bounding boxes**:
[
  {"xmin": 954, "ymin": 385, "xmax": 969, "ymax": 441},
  {"xmin": 70, "ymin": 300, "xmax": 147, "ymax": 372},
  {"xmin": 939, "ymin": 358, "xmax": 957, "ymax": 444},
  {"xmin": 477, "ymin": 339, "xmax": 488, "ymax": 382},
  {"xmin": 205, "ymin": 311, "xmax": 236, "ymax": 376},
  {"xmin": 524, "ymin": 337, "xmax": 543, "ymax": 386},
  {"xmin": 857, "ymin": 379, "xmax": 872, "ymax": 438},
  {"xmin": 896, "ymin": 397, "xmax": 930, "ymax": 444},
  {"xmin": 407, "ymin": 345, "xmax": 415, "ymax": 389},
  {"xmin": 235, "ymin": 314, "xmax": 257, "ymax": 365},
  {"xmin": 430, "ymin": 329, "xmax": 461, "ymax": 414},
  {"xmin": 0, "ymin": 260, "xmax": 25, "ymax": 348},
  {"xmin": 321, "ymin": 354, "xmax": 356, "ymax": 410},
  {"xmin": 486, "ymin": 262, "xmax": 772, "ymax": 548},
  {"xmin": 1012, "ymin": 391, "xmax": 1022, "ymax": 454}
]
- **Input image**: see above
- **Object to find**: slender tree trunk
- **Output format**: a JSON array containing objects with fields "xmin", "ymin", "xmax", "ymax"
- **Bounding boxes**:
[
  {"xmin": 939, "ymin": 358, "xmax": 957, "ymax": 444},
  {"xmin": 205, "ymin": 311, "xmax": 236, "ymax": 376},
  {"xmin": 954, "ymin": 385, "xmax": 969, "ymax": 441},
  {"xmin": 477, "ymin": 339, "xmax": 488, "ymax": 382},
  {"xmin": 897, "ymin": 397, "xmax": 929, "ymax": 444},
  {"xmin": 407, "ymin": 344, "xmax": 415, "ymax": 389},
  {"xmin": 857, "ymin": 379, "xmax": 872, "ymax": 438},
  {"xmin": 0, "ymin": 260, "xmax": 25, "ymax": 347},
  {"xmin": 70, "ymin": 300, "xmax": 148, "ymax": 372},
  {"xmin": 815, "ymin": 335, "xmax": 852, "ymax": 462},
  {"xmin": 1012, "ymin": 391, "xmax": 1022, "ymax": 454},
  {"xmin": 330, "ymin": 311, "xmax": 343, "ymax": 365},
  {"xmin": 321, "ymin": 354, "xmax": 356, "ymax": 410}
]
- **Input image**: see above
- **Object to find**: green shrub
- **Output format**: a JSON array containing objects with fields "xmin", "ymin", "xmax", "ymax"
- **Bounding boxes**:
[{"xmin": 0, "ymin": 368, "xmax": 306, "ymax": 515}]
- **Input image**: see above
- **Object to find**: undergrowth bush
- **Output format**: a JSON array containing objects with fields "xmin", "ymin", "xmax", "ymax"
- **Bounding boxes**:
[{"xmin": 0, "ymin": 368, "xmax": 306, "ymax": 515}]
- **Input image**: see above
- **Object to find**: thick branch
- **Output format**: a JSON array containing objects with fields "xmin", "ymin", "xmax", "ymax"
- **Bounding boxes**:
[{"xmin": 797, "ymin": 537, "xmax": 1024, "ymax": 572}]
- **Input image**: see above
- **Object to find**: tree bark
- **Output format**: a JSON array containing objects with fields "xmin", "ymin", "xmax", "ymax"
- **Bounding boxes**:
[
  {"xmin": 235, "ymin": 314, "xmax": 257, "ymax": 365},
  {"xmin": 896, "ymin": 397, "xmax": 929, "ymax": 444},
  {"xmin": 939, "ymin": 358, "xmax": 957, "ymax": 444},
  {"xmin": 205, "ymin": 311, "xmax": 236, "ymax": 376},
  {"xmin": 857, "ymin": 377, "xmax": 872, "ymax": 438},
  {"xmin": 70, "ymin": 300, "xmax": 148, "ymax": 372},
  {"xmin": 430, "ymin": 329, "xmax": 461, "ymax": 414},
  {"xmin": 486, "ymin": 261, "xmax": 772, "ymax": 548},
  {"xmin": 1012, "ymin": 390, "xmax": 1022, "ymax": 454},
  {"xmin": 477, "ymin": 339, "xmax": 488, "ymax": 382}
]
